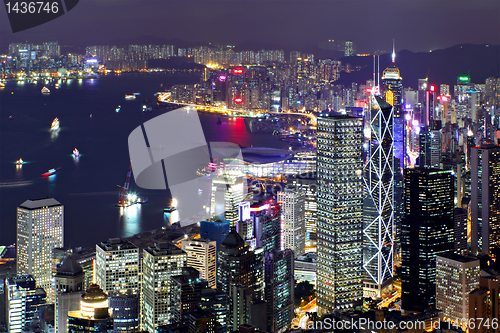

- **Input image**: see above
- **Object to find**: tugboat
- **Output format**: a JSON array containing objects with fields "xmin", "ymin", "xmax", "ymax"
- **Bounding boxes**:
[
  {"xmin": 72, "ymin": 148, "xmax": 80, "ymax": 157},
  {"xmin": 50, "ymin": 118, "xmax": 60, "ymax": 132},
  {"xmin": 41, "ymin": 86, "xmax": 50, "ymax": 94}
]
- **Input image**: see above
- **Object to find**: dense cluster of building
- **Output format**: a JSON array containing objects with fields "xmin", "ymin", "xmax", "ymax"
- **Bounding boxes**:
[{"xmin": 1, "ymin": 39, "xmax": 500, "ymax": 333}]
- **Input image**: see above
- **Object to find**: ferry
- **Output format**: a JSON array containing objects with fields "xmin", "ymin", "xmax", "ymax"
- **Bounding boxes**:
[
  {"xmin": 72, "ymin": 148, "xmax": 80, "ymax": 157},
  {"xmin": 125, "ymin": 94, "xmax": 136, "ymax": 100},
  {"xmin": 16, "ymin": 158, "xmax": 24, "ymax": 165},
  {"xmin": 42, "ymin": 167, "xmax": 61, "ymax": 177},
  {"xmin": 50, "ymin": 118, "xmax": 60, "ymax": 132},
  {"xmin": 41, "ymin": 86, "xmax": 50, "ymax": 94}
]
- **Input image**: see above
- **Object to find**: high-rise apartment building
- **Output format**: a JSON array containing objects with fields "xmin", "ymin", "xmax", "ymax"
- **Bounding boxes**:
[
  {"xmin": 5, "ymin": 276, "xmax": 46, "ymax": 333},
  {"xmin": 471, "ymin": 143, "xmax": 500, "ymax": 255},
  {"xmin": 363, "ymin": 96, "xmax": 394, "ymax": 297},
  {"xmin": 401, "ymin": 168, "xmax": 454, "ymax": 311},
  {"xmin": 141, "ymin": 242, "xmax": 187, "ymax": 331},
  {"xmin": 95, "ymin": 238, "xmax": 140, "ymax": 294},
  {"xmin": 17, "ymin": 198, "xmax": 64, "ymax": 296},
  {"xmin": 181, "ymin": 238, "xmax": 217, "ymax": 288},
  {"xmin": 454, "ymin": 208, "xmax": 468, "ymax": 255},
  {"xmin": 419, "ymin": 125, "xmax": 442, "ymax": 169},
  {"xmin": 316, "ymin": 114, "xmax": 364, "ymax": 314},
  {"xmin": 278, "ymin": 187, "xmax": 306, "ymax": 257},
  {"xmin": 436, "ymin": 254, "xmax": 480, "ymax": 329}
]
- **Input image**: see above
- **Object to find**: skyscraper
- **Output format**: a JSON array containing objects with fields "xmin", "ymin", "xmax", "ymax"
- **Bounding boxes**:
[
  {"xmin": 288, "ymin": 172, "xmax": 317, "ymax": 241},
  {"xmin": 264, "ymin": 249, "xmax": 294, "ymax": 333},
  {"xmin": 381, "ymin": 57, "xmax": 403, "ymax": 167},
  {"xmin": 95, "ymin": 238, "xmax": 140, "ymax": 294},
  {"xmin": 401, "ymin": 168, "xmax": 454, "ymax": 311},
  {"xmin": 17, "ymin": 198, "xmax": 64, "ymax": 296},
  {"xmin": 217, "ymin": 230, "xmax": 256, "ymax": 329},
  {"xmin": 316, "ymin": 114, "xmax": 364, "ymax": 314},
  {"xmin": 171, "ymin": 267, "xmax": 208, "ymax": 323},
  {"xmin": 278, "ymin": 187, "xmax": 306, "ymax": 257},
  {"xmin": 141, "ymin": 242, "xmax": 187, "ymax": 331},
  {"xmin": 471, "ymin": 143, "xmax": 500, "ymax": 255},
  {"xmin": 363, "ymin": 95, "xmax": 394, "ymax": 297},
  {"xmin": 181, "ymin": 238, "xmax": 217, "ymax": 288}
]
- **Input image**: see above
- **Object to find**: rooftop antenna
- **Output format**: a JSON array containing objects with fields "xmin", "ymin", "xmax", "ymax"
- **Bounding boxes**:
[
  {"xmin": 392, "ymin": 39, "xmax": 396, "ymax": 63},
  {"xmin": 373, "ymin": 54, "xmax": 376, "ymax": 93},
  {"xmin": 377, "ymin": 54, "xmax": 380, "ymax": 90}
]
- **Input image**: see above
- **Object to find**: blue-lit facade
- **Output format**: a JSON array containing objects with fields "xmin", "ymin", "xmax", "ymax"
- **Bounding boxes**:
[
  {"xmin": 362, "ymin": 96, "xmax": 394, "ymax": 296},
  {"xmin": 200, "ymin": 219, "xmax": 230, "ymax": 251}
]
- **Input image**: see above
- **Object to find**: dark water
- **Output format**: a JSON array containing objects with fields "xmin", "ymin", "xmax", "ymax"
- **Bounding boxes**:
[{"xmin": 0, "ymin": 73, "xmax": 285, "ymax": 247}]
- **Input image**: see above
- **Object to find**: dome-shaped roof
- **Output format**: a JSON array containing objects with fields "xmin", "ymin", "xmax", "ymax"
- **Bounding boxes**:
[{"xmin": 81, "ymin": 284, "xmax": 108, "ymax": 303}]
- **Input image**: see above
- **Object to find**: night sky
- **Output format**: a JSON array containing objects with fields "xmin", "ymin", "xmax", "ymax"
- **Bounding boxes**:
[{"xmin": 1, "ymin": 0, "xmax": 499, "ymax": 53}]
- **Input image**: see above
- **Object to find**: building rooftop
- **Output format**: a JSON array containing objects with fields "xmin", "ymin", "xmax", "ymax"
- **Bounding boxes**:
[
  {"xmin": 97, "ymin": 238, "xmax": 138, "ymax": 252},
  {"xmin": 436, "ymin": 253, "xmax": 479, "ymax": 264},
  {"xmin": 145, "ymin": 242, "xmax": 186, "ymax": 256},
  {"xmin": 221, "ymin": 230, "xmax": 245, "ymax": 248},
  {"xmin": 57, "ymin": 255, "xmax": 83, "ymax": 276},
  {"xmin": 19, "ymin": 197, "xmax": 62, "ymax": 210}
]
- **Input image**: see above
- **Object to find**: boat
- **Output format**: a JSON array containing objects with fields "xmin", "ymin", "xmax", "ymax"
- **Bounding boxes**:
[
  {"xmin": 8, "ymin": 115, "xmax": 14, "ymax": 120},
  {"xmin": 133, "ymin": 92, "xmax": 141, "ymax": 96},
  {"xmin": 142, "ymin": 105, "xmax": 147, "ymax": 112},
  {"xmin": 16, "ymin": 158, "xmax": 24, "ymax": 165},
  {"xmin": 72, "ymin": 148, "xmax": 80, "ymax": 157},
  {"xmin": 50, "ymin": 118, "xmax": 60, "ymax": 132},
  {"xmin": 55, "ymin": 83, "xmax": 60, "ymax": 89},
  {"xmin": 42, "ymin": 167, "xmax": 61, "ymax": 177},
  {"xmin": 116, "ymin": 105, "xmax": 121, "ymax": 112},
  {"xmin": 125, "ymin": 94, "xmax": 136, "ymax": 100},
  {"xmin": 164, "ymin": 206, "xmax": 177, "ymax": 213},
  {"xmin": 41, "ymin": 86, "xmax": 50, "ymax": 94}
]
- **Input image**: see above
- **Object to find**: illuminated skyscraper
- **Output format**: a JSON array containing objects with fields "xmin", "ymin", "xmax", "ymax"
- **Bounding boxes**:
[
  {"xmin": 316, "ymin": 114, "xmax": 364, "ymax": 314},
  {"xmin": 471, "ymin": 143, "xmax": 500, "ymax": 255},
  {"xmin": 141, "ymin": 242, "xmax": 187, "ymax": 331},
  {"xmin": 96, "ymin": 238, "xmax": 139, "ymax": 294},
  {"xmin": 17, "ymin": 198, "xmax": 64, "ymax": 297},
  {"xmin": 382, "ymin": 56, "xmax": 403, "ymax": 167},
  {"xmin": 362, "ymin": 96, "xmax": 394, "ymax": 297},
  {"xmin": 278, "ymin": 187, "xmax": 306, "ymax": 257},
  {"xmin": 401, "ymin": 168, "xmax": 454, "ymax": 311}
]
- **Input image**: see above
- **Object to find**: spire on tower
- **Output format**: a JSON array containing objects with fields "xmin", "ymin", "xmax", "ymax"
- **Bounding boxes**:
[{"xmin": 392, "ymin": 39, "xmax": 396, "ymax": 63}]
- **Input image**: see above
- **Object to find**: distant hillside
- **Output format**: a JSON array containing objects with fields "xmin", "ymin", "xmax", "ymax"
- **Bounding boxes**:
[{"xmin": 335, "ymin": 44, "xmax": 500, "ymax": 89}]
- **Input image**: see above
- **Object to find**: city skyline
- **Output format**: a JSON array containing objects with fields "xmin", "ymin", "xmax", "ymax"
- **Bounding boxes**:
[{"xmin": 1, "ymin": 0, "xmax": 499, "ymax": 54}]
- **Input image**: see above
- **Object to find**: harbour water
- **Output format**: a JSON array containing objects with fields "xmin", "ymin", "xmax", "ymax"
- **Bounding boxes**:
[{"xmin": 0, "ymin": 73, "xmax": 285, "ymax": 247}]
